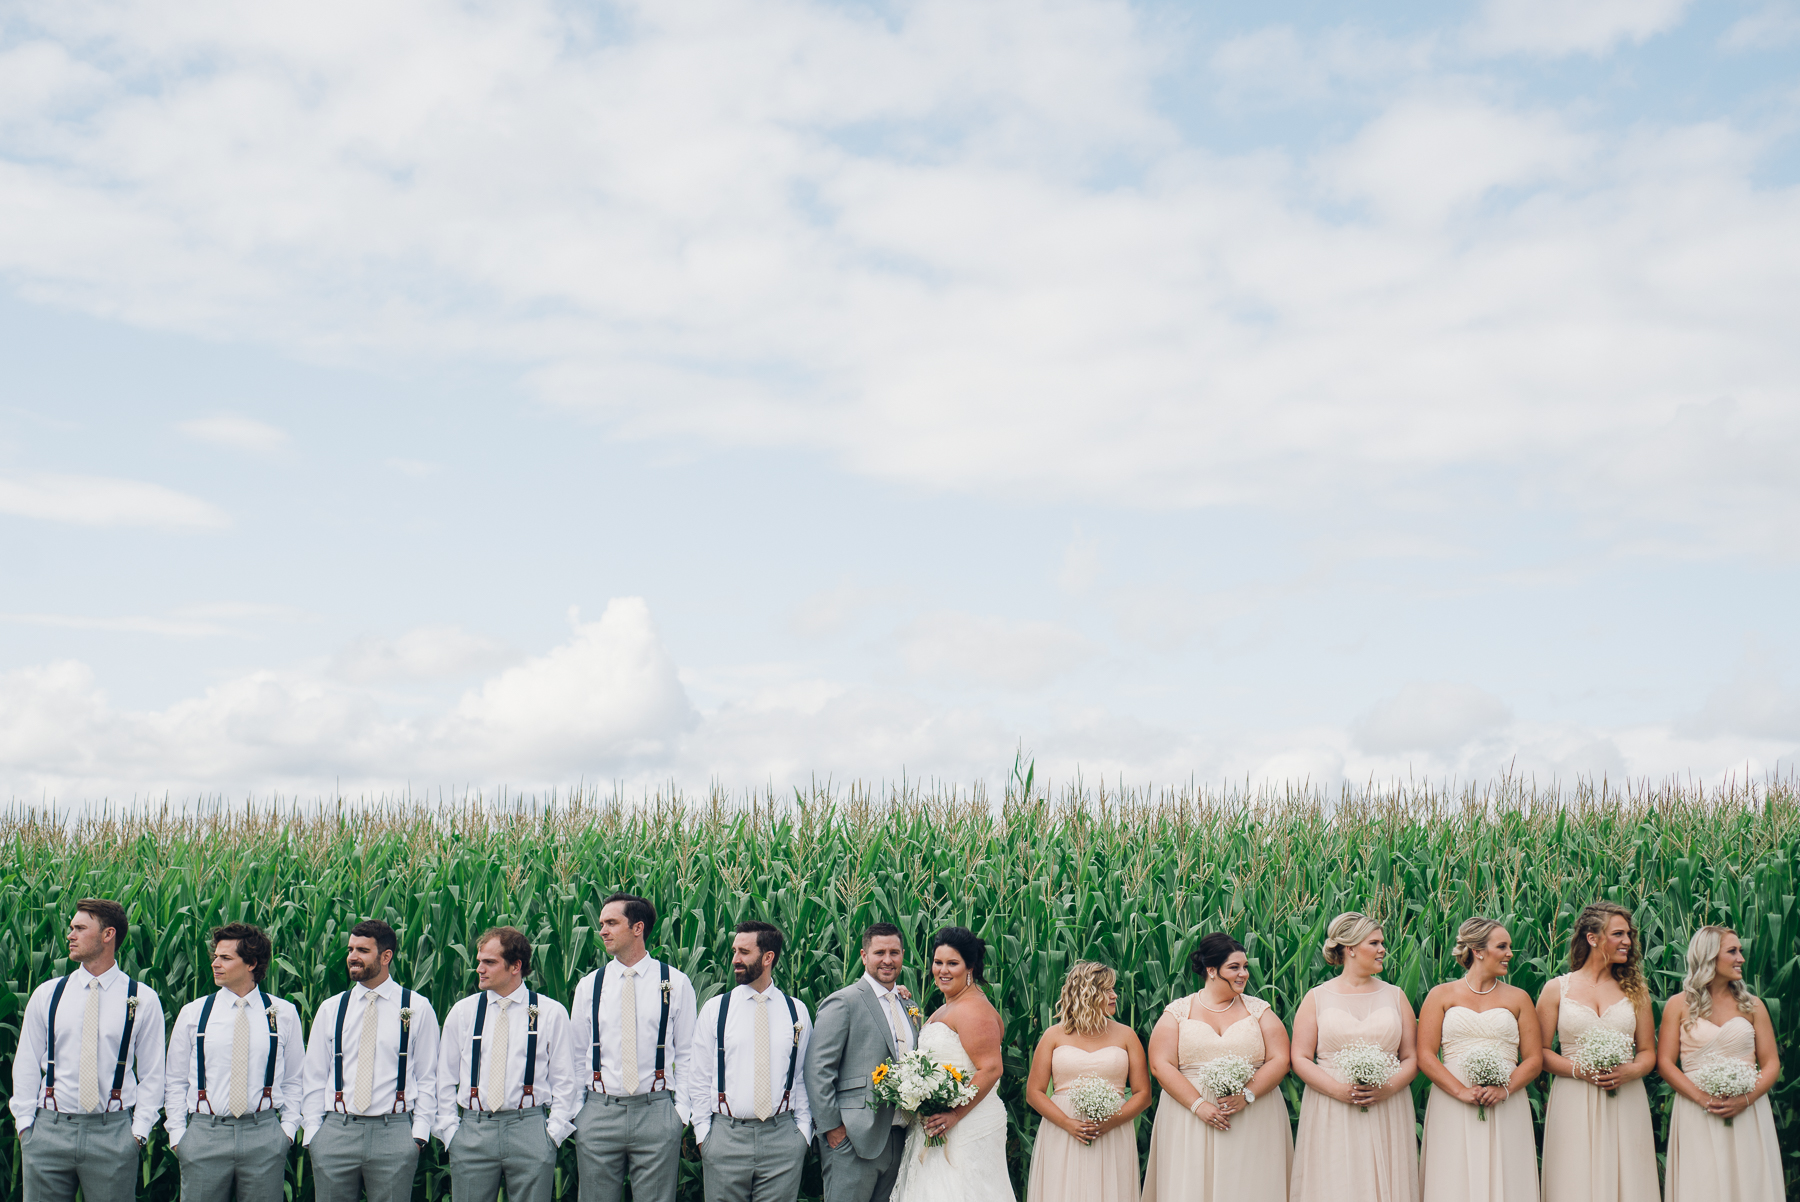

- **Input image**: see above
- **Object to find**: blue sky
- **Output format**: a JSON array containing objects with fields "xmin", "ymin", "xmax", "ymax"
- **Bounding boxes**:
[{"xmin": 2, "ymin": 0, "xmax": 1798, "ymax": 799}]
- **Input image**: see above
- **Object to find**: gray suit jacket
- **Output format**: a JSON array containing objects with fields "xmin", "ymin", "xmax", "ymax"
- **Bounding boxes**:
[{"xmin": 803, "ymin": 979, "xmax": 922, "ymax": 1159}]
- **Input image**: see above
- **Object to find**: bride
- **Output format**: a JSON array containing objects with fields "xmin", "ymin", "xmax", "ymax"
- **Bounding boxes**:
[{"xmin": 892, "ymin": 926, "xmax": 1017, "ymax": 1202}]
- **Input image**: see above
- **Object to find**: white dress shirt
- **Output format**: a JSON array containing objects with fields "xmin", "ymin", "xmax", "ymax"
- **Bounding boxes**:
[
  {"xmin": 301, "ymin": 978, "xmax": 441, "ymax": 1145},
  {"xmin": 435, "ymin": 986, "xmax": 580, "ymax": 1147},
  {"xmin": 165, "ymin": 987, "xmax": 306, "ymax": 1145},
  {"xmin": 9, "ymin": 966, "xmax": 167, "ymax": 1142},
  {"xmin": 569, "ymin": 957, "xmax": 698, "ymax": 1124},
  {"xmin": 861, "ymin": 974, "xmax": 913, "ymax": 1126},
  {"xmin": 689, "ymin": 983, "xmax": 812, "ymax": 1146}
]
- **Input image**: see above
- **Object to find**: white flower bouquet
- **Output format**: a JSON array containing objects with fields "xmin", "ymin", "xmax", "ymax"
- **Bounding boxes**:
[
  {"xmin": 1331, "ymin": 1041, "xmax": 1400, "ymax": 1112},
  {"xmin": 1688, "ymin": 1056, "xmax": 1758, "ymax": 1126},
  {"xmin": 870, "ymin": 1051, "xmax": 979, "ymax": 1147},
  {"xmin": 1066, "ymin": 1075, "xmax": 1123, "ymax": 1124},
  {"xmin": 1199, "ymin": 1054, "xmax": 1255, "ymax": 1104},
  {"xmin": 1569, "ymin": 1026, "xmax": 1636, "ymax": 1097},
  {"xmin": 1458, "ymin": 1045, "xmax": 1513, "ymax": 1120}
]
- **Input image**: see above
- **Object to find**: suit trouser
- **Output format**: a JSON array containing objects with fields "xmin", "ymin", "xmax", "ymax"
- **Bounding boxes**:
[
  {"xmin": 817, "ymin": 1124, "xmax": 907, "ymax": 1202},
  {"xmin": 573, "ymin": 1088, "xmax": 684, "ymax": 1202},
  {"xmin": 309, "ymin": 1112, "xmax": 421, "ymax": 1202},
  {"xmin": 699, "ymin": 1113, "xmax": 807, "ymax": 1202},
  {"xmin": 448, "ymin": 1106, "xmax": 557, "ymax": 1202},
  {"xmin": 20, "ymin": 1108, "xmax": 139, "ymax": 1202},
  {"xmin": 176, "ymin": 1109, "xmax": 290, "ymax": 1202}
]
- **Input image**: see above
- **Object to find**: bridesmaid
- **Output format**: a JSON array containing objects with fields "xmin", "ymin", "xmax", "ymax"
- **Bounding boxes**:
[
  {"xmin": 1657, "ymin": 926, "xmax": 1784, "ymax": 1201},
  {"xmin": 1289, "ymin": 912, "xmax": 1420, "ymax": 1202},
  {"xmin": 1417, "ymin": 917, "xmax": 1542, "ymax": 1201},
  {"xmin": 1140, "ymin": 932, "xmax": 1292, "ymax": 1202},
  {"xmin": 1023, "ymin": 960, "xmax": 1151, "ymax": 1202},
  {"xmin": 1536, "ymin": 900, "xmax": 1660, "ymax": 1201}
]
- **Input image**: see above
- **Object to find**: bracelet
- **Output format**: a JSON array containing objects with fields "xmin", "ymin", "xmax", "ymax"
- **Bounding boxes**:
[{"xmin": 1188, "ymin": 1097, "xmax": 1207, "ymax": 1118}]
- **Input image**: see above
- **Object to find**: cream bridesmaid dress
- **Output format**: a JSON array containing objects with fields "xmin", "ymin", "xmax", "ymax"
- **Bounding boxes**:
[
  {"xmin": 1139, "ymin": 993, "xmax": 1290, "ymax": 1202},
  {"xmin": 1665, "ymin": 1012, "xmax": 1783, "ymax": 1201},
  {"xmin": 1024, "ymin": 1044, "xmax": 1139, "ymax": 1202},
  {"xmin": 1289, "ymin": 982, "xmax": 1419, "ymax": 1202},
  {"xmin": 1540, "ymin": 975, "xmax": 1659, "ymax": 1202},
  {"xmin": 1418, "ymin": 1006, "xmax": 1537, "ymax": 1201}
]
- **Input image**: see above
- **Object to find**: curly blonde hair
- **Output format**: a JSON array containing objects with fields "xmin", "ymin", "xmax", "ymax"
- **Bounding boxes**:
[
  {"xmin": 1322, "ymin": 912, "xmax": 1381, "ymax": 967},
  {"xmin": 1680, "ymin": 926, "xmax": 1755, "ymax": 1028},
  {"xmin": 1569, "ymin": 901, "xmax": 1647, "ymax": 1006},
  {"xmin": 1055, "ymin": 960, "xmax": 1117, "ymax": 1036},
  {"xmin": 1453, "ymin": 917, "xmax": 1506, "ymax": 970}
]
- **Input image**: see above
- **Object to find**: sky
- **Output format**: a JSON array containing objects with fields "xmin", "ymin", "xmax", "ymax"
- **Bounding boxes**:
[{"xmin": 2, "ymin": 0, "xmax": 1799, "ymax": 802}]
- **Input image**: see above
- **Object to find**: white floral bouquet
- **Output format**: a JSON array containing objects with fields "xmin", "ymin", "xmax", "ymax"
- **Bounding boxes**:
[
  {"xmin": 1066, "ymin": 1075, "xmax": 1123, "ymax": 1125},
  {"xmin": 1688, "ymin": 1056, "xmax": 1758, "ymax": 1126},
  {"xmin": 870, "ymin": 1051, "xmax": 978, "ymax": 1147},
  {"xmin": 1199, "ymin": 1054, "xmax": 1255, "ymax": 1103},
  {"xmin": 1569, "ymin": 1026, "xmax": 1636, "ymax": 1098},
  {"xmin": 1458, "ymin": 1045, "xmax": 1513, "ymax": 1120},
  {"xmin": 1331, "ymin": 1041, "xmax": 1400, "ymax": 1112}
]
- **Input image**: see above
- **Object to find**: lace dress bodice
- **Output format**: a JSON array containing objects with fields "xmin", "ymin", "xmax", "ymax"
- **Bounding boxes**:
[
  {"xmin": 1165, "ymin": 994, "xmax": 1272, "ymax": 1076},
  {"xmin": 1555, "ymin": 978, "xmax": 1638, "ymax": 1052}
]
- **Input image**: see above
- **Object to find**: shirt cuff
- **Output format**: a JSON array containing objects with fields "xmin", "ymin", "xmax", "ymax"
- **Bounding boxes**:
[
  {"xmin": 548, "ymin": 1118, "xmax": 574, "ymax": 1144},
  {"xmin": 411, "ymin": 1115, "xmax": 432, "ymax": 1143},
  {"xmin": 692, "ymin": 1117, "xmax": 711, "ymax": 1145},
  {"xmin": 131, "ymin": 1114, "xmax": 156, "ymax": 1142},
  {"xmin": 282, "ymin": 1120, "xmax": 299, "ymax": 1141},
  {"xmin": 437, "ymin": 1121, "xmax": 459, "ymax": 1148}
]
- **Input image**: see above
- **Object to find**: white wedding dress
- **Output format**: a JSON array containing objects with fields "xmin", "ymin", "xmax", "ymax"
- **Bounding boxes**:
[{"xmin": 891, "ymin": 1022, "xmax": 1017, "ymax": 1202}]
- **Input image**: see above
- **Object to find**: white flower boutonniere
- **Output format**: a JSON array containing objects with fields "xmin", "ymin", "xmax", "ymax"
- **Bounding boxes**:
[
  {"xmin": 399, "ymin": 1007, "xmax": 414, "ymax": 1030},
  {"xmin": 793, "ymin": 1020, "xmax": 805, "ymax": 1046},
  {"xmin": 265, "ymin": 1007, "xmax": 279, "ymax": 1032},
  {"xmin": 126, "ymin": 995, "xmax": 140, "ymax": 1018},
  {"xmin": 528, "ymin": 1004, "xmax": 540, "ymax": 1022}
]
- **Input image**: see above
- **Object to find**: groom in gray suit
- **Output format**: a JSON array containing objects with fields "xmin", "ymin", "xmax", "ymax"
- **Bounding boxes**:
[{"xmin": 803, "ymin": 924, "xmax": 921, "ymax": 1202}]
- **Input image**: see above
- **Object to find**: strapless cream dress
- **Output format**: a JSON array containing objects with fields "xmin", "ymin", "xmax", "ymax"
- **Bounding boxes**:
[
  {"xmin": 1419, "ymin": 1005, "xmax": 1536, "ymax": 1201},
  {"xmin": 1024, "ymin": 1042, "xmax": 1138, "ymax": 1202}
]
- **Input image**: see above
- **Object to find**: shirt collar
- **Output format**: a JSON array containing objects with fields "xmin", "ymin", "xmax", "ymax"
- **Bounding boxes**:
[
  {"xmin": 609, "ymin": 956, "xmax": 657, "ymax": 979},
  {"xmin": 861, "ymin": 973, "xmax": 899, "ymax": 998},
  {"xmin": 76, "ymin": 964, "xmax": 123, "ymax": 990},
  {"xmin": 486, "ymin": 984, "xmax": 529, "ymax": 1004},
  {"xmin": 353, "ymin": 978, "xmax": 400, "ymax": 1004},
  {"xmin": 219, "ymin": 985, "xmax": 263, "ymax": 1006},
  {"xmin": 736, "ymin": 982, "xmax": 782, "ymax": 1002}
]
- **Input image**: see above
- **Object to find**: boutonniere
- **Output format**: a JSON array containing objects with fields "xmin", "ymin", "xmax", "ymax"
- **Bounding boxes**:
[
  {"xmin": 265, "ymin": 1007, "xmax": 279, "ymax": 1032},
  {"xmin": 905, "ymin": 1005, "xmax": 922, "ymax": 1021},
  {"xmin": 126, "ymin": 995, "xmax": 140, "ymax": 1018},
  {"xmin": 793, "ymin": 1020, "xmax": 805, "ymax": 1046},
  {"xmin": 528, "ymin": 1004, "xmax": 540, "ymax": 1021},
  {"xmin": 399, "ymin": 1007, "xmax": 414, "ymax": 1030}
]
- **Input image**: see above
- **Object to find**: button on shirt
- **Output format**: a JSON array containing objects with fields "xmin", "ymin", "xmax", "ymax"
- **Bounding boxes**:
[
  {"xmin": 569, "ymin": 958, "xmax": 699, "ymax": 1123},
  {"xmin": 435, "ymin": 987, "xmax": 580, "ymax": 1147},
  {"xmin": 689, "ymin": 984, "xmax": 812, "ymax": 1146},
  {"xmin": 8, "ymin": 967, "xmax": 167, "ymax": 1142},
  {"xmin": 165, "ymin": 989, "xmax": 305, "ymax": 1145},
  {"xmin": 301, "ymin": 979, "xmax": 441, "ymax": 1145}
]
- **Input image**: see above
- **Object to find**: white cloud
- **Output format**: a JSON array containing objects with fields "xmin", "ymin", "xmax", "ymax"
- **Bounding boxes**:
[
  {"xmin": 0, "ymin": 472, "xmax": 228, "ymax": 528},
  {"xmin": 1057, "ymin": 526, "xmax": 1101, "ymax": 595},
  {"xmin": 0, "ymin": 611, "xmax": 231, "ymax": 638},
  {"xmin": 1720, "ymin": 5, "xmax": 1800, "ymax": 51},
  {"xmin": 331, "ymin": 625, "xmax": 518, "ymax": 683},
  {"xmin": 787, "ymin": 583, "xmax": 889, "ymax": 639},
  {"xmin": 1471, "ymin": 0, "xmax": 1694, "ymax": 56},
  {"xmin": 897, "ymin": 611, "xmax": 1096, "ymax": 690},
  {"xmin": 177, "ymin": 413, "xmax": 288, "ymax": 453},
  {"xmin": 1353, "ymin": 681, "xmax": 1513, "ymax": 753}
]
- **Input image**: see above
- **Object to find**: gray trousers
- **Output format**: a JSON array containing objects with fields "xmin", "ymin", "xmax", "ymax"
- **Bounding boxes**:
[
  {"xmin": 818, "ymin": 1125, "xmax": 907, "ymax": 1202},
  {"xmin": 699, "ymin": 1113, "xmax": 807, "ymax": 1202},
  {"xmin": 447, "ymin": 1107, "xmax": 556, "ymax": 1202},
  {"xmin": 573, "ymin": 1089, "xmax": 684, "ymax": 1202},
  {"xmin": 176, "ymin": 1109, "xmax": 291, "ymax": 1202},
  {"xmin": 20, "ymin": 1109, "xmax": 139, "ymax": 1202},
  {"xmin": 309, "ymin": 1112, "xmax": 421, "ymax": 1202}
]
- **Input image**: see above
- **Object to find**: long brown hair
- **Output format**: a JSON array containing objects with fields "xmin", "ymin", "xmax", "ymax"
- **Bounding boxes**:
[{"xmin": 1569, "ymin": 901, "xmax": 1647, "ymax": 1006}]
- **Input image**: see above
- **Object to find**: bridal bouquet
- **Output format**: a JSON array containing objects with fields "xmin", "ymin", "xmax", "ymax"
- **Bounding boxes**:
[
  {"xmin": 1458, "ymin": 1045, "xmax": 1513, "ymax": 1121},
  {"xmin": 1199, "ymin": 1054, "xmax": 1255, "ymax": 1104},
  {"xmin": 1331, "ymin": 1041, "xmax": 1400, "ymax": 1112},
  {"xmin": 870, "ymin": 1051, "xmax": 979, "ymax": 1147},
  {"xmin": 1688, "ymin": 1056, "xmax": 1758, "ymax": 1126},
  {"xmin": 1066, "ymin": 1075, "xmax": 1123, "ymax": 1125},
  {"xmin": 1569, "ymin": 1026, "xmax": 1636, "ymax": 1098}
]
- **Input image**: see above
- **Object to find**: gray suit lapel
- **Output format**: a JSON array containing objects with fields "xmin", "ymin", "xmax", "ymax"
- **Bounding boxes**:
[{"xmin": 856, "ymin": 980, "xmax": 899, "ymax": 1058}]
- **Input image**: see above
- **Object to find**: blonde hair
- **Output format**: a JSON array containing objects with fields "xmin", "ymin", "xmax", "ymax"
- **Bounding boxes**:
[
  {"xmin": 1055, "ymin": 960, "xmax": 1117, "ymax": 1036},
  {"xmin": 1680, "ymin": 926, "xmax": 1754, "ymax": 1028},
  {"xmin": 1322, "ymin": 912, "xmax": 1381, "ymax": 967},
  {"xmin": 1453, "ymin": 917, "xmax": 1505, "ymax": 970},
  {"xmin": 1569, "ymin": 901, "xmax": 1647, "ymax": 1006}
]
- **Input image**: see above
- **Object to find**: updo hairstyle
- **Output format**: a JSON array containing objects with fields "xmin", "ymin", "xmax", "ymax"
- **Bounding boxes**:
[
  {"xmin": 1453, "ymin": 917, "xmax": 1505, "ymax": 970},
  {"xmin": 929, "ymin": 926, "xmax": 988, "ymax": 985},
  {"xmin": 1188, "ymin": 932, "xmax": 1246, "ymax": 980},
  {"xmin": 1321, "ymin": 911, "xmax": 1380, "ymax": 966}
]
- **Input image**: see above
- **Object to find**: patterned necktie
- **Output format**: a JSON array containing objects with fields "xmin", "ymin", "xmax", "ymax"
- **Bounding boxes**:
[
  {"xmin": 78, "ymin": 978, "xmax": 101, "ymax": 1112},
  {"xmin": 619, "ymin": 967, "xmax": 639, "ymax": 1094},
  {"xmin": 352, "ymin": 992, "xmax": 380, "ymax": 1112},
  {"xmin": 486, "ymin": 997, "xmax": 511, "ymax": 1109},
  {"xmin": 229, "ymin": 998, "xmax": 251, "ymax": 1116},
  {"xmin": 885, "ymin": 990, "xmax": 908, "ymax": 1052},
  {"xmin": 753, "ymin": 993, "xmax": 772, "ymax": 1120}
]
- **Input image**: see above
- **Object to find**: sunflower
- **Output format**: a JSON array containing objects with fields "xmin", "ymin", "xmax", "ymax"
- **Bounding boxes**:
[{"xmin": 871, "ymin": 1064, "xmax": 889, "ymax": 1085}]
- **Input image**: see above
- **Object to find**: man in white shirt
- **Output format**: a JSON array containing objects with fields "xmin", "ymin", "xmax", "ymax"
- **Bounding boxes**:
[
  {"xmin": 690, "ymin": 922, "xmax": 813, "ymax": 1202},
  {"xmin": 165, "ymin": 922, "xmax": 306, "ymax": 1202},
  {"xmin": 804, "ymin": 923, "xmax": 920, "ymax": 1202},
  {"xmin": 10, "ymin": 897, "xmax": 166, "ymax": 1202},
  {"xmin": 570, "ymin": 892, "xmax": 698, "ymax": 1202},
  {"xmin": 435, "ymin": 926, "xmax": 579, "ymax": 1202},
  {"xmin": 302, "ymin": 919, "xmax": 441, "ymax": 1202}
]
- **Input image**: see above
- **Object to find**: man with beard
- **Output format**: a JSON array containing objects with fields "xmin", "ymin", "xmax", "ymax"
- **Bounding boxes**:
[
  {"xmin": 302, "ymin": 919, "xmax": 441, "ymax": 1201},
  {"xmin": 689, "ymin": 922, "xmax": 813, "ymax": 1202}
]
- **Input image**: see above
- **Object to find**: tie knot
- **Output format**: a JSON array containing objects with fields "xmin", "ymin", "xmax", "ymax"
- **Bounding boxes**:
[
  {"xmin": 621, "ymin": 966, "xmax": 634, "ymax": 978},
  {"xmin": 497, "ymin": 996, "xmax": 511, "ymax": 1012},
  {"xmin": 87, "ymin": 978, "xmax": 99, "ymax": 991},
  {"xmin": 753, "ymin": 992, "xmax": 769, "ymax": 1005}
]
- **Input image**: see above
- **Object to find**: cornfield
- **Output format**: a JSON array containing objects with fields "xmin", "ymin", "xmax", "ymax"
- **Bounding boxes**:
[{"xmin": 3, "ymin": 766, "xmax": 1797, "ymax": 1200}]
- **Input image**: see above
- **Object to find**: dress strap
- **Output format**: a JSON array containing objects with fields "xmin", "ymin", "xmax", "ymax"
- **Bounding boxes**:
[
  {"xmin": 1161, "ymin": 995, "xmax": 1193, "ymax": 1022},
  {"xmin": 1240, "ymin": 994, "xmax": 1270, "ymax": 1020}
]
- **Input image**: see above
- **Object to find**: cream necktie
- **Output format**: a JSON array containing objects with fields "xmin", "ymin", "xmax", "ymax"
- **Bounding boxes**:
[
  {"xmin": 486, "ymin": 997, "xmax": 511, "ymax": 1109},
  {"xmin": 619, "ymin": 967, "xmax": 639, "ymax": 1094},
  {"xmin": 78, "ymin": 978, "xmax": 101, "ymax": 1112},
  {"xmin": 352, "ymin": 992, "xmax": 380, "ymax": 1112},
  {"xmin": 753, "ymin": 993, "xmax": 773, "ymax": 1120},
  {"xmin": 229, "ymin": 998, "xmax": 252, "ymax": 1116},
  {"xmin": 884, "ymin": 990, "xmax": 908, "ymax": 1052}
]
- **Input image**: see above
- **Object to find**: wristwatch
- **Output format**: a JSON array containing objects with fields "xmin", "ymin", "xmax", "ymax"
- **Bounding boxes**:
[
  {"xmin": 135, "ymin": 1136, "xmax": 147, "ymax": 1148},
  {"xmin": 1241, "ymin": 1088, "xmax": 1255, "ymax": 1107}
]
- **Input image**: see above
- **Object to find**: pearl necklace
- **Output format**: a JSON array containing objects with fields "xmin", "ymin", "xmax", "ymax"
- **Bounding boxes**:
[
  {"xmin": 1198, "ymin": 992, "xmax": 1240, "ymax": 1012},
  {"xmin": 1469, "ymin": 977, "xmax": 1500, "ymax": 995}
]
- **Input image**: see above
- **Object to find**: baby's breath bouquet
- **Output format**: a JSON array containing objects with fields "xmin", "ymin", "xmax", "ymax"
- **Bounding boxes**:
[
  {"xmin": 1688, "ymin": 1056, "xmax": 1758, "ymax": 1126},
  {"xmin": 1569, "ymin": 1026, "xmax": 1636, "ymax": 1098},
  {"xmin": 1066, "ymin": 1075, "xmax": 1123, "ymax": 1124},
  {"xmin": 1199, "ymin": 1054, "xmax": 1255, "ymax": 1103},
  {"xmin": 870, "ymin": 1051, "xmax": 978, "ymax": 1147},
  {"xmin": 1457, "ymin": 1045, "xmax": 1513, "ymax": 1120},
  {"xmin": 1331, "ymin": 1041, "xmax": 1401, "ymax": 1112}
]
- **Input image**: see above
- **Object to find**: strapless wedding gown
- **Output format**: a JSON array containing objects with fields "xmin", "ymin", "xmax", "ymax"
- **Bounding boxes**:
[
  {"xmin": 891, "ymin": 1022, "xmax": 1016, "ymax": 1202},
  {"xmin": 1025, "ymin": 1043, "xmax": 1138, "ymax": 1202},
  {"xmin": 1418, "ymin": 1005, "xmax": 1536, "ymax": 1201},
  {"xmin": 1665, "ymin": 1014, "xmax": 1782, "ymax": 1201}
]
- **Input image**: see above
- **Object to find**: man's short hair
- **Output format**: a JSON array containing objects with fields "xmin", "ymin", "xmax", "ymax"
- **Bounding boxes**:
[
  {"xmin": 478, "ymin": 926, "xmax": 533, "ymax": 975},
  {"xmin": 211, "ymin": 922, "xmax": 273, "ymax": 984},
  {"xmin": 736, "ymin": 921, "xmax": 783, "ymax": 966},
  {"xmin": 350, "ymin": 919, "xmax": 398, "ymax": 960},
  {"xmin": 861, "ymin": 922, "xmax": 902, "ymax": 951},
  {"xmin": 76, "ymin": 899, "xmax": 129, "ymax": 949},
  {"xmin": 602, "ymin": 893, "xmax": 657, "ymax": 936}
]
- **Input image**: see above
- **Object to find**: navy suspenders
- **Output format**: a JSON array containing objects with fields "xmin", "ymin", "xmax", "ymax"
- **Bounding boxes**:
[
  {"xmin": 40, "ymin": 976, "xmax": 71, "ymax": 1110},
  {"xmin": 394, "ymin": 987, "xmax": 413, "ymax": 1114},
  {"xmin": 193, "ymin": 993, "xmax": 218, "ymax": 1113},
  {"xmin": 43, "ymin": 974, "xmax": 141, "ymax": 1113},
  {"xmin": 332, "ymin": 985, "xmax": 418, "ymax": 1114},
  {"xmin": 468, "ymin": 989, "xmax": 539, "ymax": 1111},
  {"xmin": 589, "ymin": 961, "xmax": 673, "ymax": 1093},
  {"xmin": 194, "ymin": 988, "xmax": 280, "ymax": 1115},
  {"xmin": 713, "ymin": 987, "xmax": 800, "ymax": 1116}
]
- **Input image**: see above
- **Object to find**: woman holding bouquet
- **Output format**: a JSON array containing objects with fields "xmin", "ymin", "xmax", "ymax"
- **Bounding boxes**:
[
  {"xmin": 1140, "ymin": 932, "xmax": 1292, "ymax": 1202},
  {"xmin": 1288, "ymin": 911, "xmax": 1420, "ymax": 1202},
  {"xmin": 1416, "ymin": 917, "xmax": 1542, "ymax": 1202},
  {"xmin": 1535, "ymin": 900, "xmax": 1659, "ymax": 1201},
  {"xmin": 1657, "ymin": 926, "xmax": 1784, "ymax": 1201},
  {"xmin": 1022, "ymin": 960, "xmax": 1151, "ymax": 1202}
]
